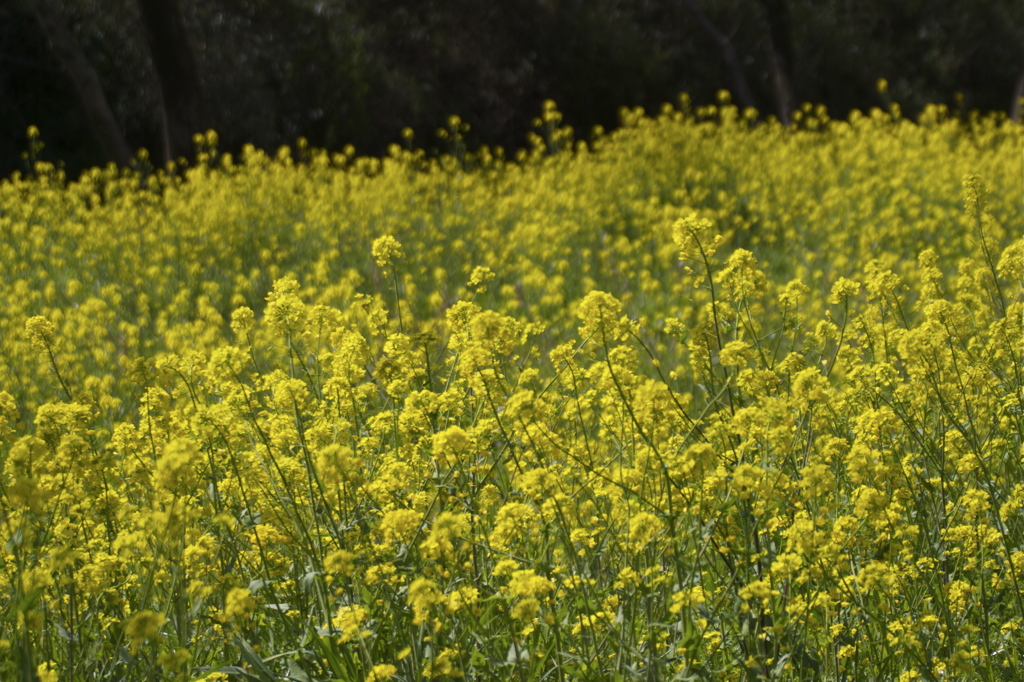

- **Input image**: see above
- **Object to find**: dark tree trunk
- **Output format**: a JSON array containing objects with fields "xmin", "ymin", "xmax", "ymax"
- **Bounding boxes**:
[
  {"xmin": 1012, "ymin": 69, "xmax": 1024, "ymax": 122},
  {"xmin": 756, "ymin": 0, "xmax": 795, "ymax": 124},
  {"xmin": 135, "ymin": 0, "xmax": 205, "ymax": 162},
  {"xmin": 28, "ymin": 0, "xmax": 133, "ymax": 166},
  {"xmin": 681, "ymin": 0, "xmax": 758, "ymax": 111}
]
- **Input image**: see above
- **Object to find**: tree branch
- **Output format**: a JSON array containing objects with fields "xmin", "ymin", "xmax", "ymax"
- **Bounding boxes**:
[
  {"xmin": 681, "ymin": 0, "xmax": 758, "ymax": 111},
  {"xmin": 755, "ymin": 0, "xmax": 795, "ymax": 124},
  {"xmin": 136, "ymin": 0, "xmax": 205, "ymax": 162},
  {"xmin": 28, "ymin": 0, "xmax": 133, "ymax": 166}
]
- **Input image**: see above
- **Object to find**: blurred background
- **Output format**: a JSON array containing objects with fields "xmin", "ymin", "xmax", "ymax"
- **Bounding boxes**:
[{"xmin": 3, "ymin": 0, "xmax": 1023, "ymax": 178}]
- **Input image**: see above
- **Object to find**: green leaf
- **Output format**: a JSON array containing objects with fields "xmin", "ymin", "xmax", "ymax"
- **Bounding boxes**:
[
  {"xmin": 506, "ymin": 642, "xmax": 529, "ymax": 664},
  {"xmin": 238, "ymin": 637, "xmax": 279, "ymax": 682},
  {"xmin": 285, "ymin": 659, "xmax": 313, "ymax": 682},
  {"xmin": 14, "ymin": 587, "xmax": 44, "ymax": 613},
  {"xmin": 311, "ymin": 629, "xmax": 346, "ymax": 680}
]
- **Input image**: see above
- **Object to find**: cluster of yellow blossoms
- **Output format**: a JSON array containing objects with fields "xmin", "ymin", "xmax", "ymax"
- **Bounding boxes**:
[{"xmin": 3, "ymin": 99, "xmax": 1024, "ymax": 679}]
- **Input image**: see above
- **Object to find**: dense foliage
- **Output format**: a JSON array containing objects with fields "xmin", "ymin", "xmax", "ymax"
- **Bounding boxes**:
[
  {"xmin": 5, "ymin": 0, "xmax": 1024, "ymax": 176},
  {"xmin": 3, "ymin": 100, "xmax": 1024, "ymax": 680}
]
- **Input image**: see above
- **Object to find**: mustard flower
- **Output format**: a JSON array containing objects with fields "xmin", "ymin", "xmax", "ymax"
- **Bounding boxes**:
[
  {"xmin": 157, "ymin": 649, "xmax": 190, "ymax": 673},
  {"xmin": 672, "ymin": 212, "xmax": 724, "ymax": 262},
  {"xmin": 316, "ymin": 445, "xmax": 359, "ymax": 487},
  {"xmin": 324, "ymin": 549, "xmax": 357, "ymax": 577},
  {"xmin": 468, "ymin": 309, "xmax": 523, "ymax": 355},
  {"xmin": 421, "ymin": 647, "xmax": 462, "ymax": 679},
  {"xmin": 222, "ymin": 587, "xmax": 257, "ymax": 621},
  {"xmin": 0, "ymin": 390, "xmax": 17, "ymax": 440},
  {"xmin": 778, "ymin": 279, "xmax": 810, "ymax": 308},
  {"xmin": 507, "ymin": 569, "xmax": 555, "ymax": 599},
  {"xmin": 35, "ymin": 663, "xmax": 58, "ymax": 682},
  {"xmin": 719, "ymin": 248, "xmax": 766, "ymax": 300},
  {"xmin": 371, "ymin": 235, "xmax": 405, "ymax": 268},
  {"xmin": 738, "ymin": 579, "xmax": 777, "ymax": 607},
  {"xmin": 229, "ymin": 306, "xmax": 256, "ymax": 338},
  {"xmin": 790, "ymin": 366, "xmax": 828, "ymax": 402},
  {"xmin": 407, "ymin": 577, "xmax": 444, "ymax": 625},
  {"xmin": 420, "ymin": 511, "xmax": 470, "ymax": 562},
  {"xmin": 570, "ymin": 611, "xmax": 615, "ymax": 636},
  {"xmin": 265, "ymin": 276, "xmax": 307, "ymax": 334},
  {"xmin": 445, "ymin": 585, "xmax": 480, "ymax": 616},
  {"xmin": 125, "ymin": 610, "xmax": 166, "ymax": 653},
  {"xmin": 431, "ymin": 425, "xmax": 473, "ymax": 468},
  {"xmin": 576, "ymin": 290, "xmax": 626, "ymax": 340},
  {"xmin": 365, "ymin": 664, "xmax": 398, "ymax": 682},
  {"xmin": 717, "ymin": 339, "xmax": 751, "ymax": 368},
  {"xmin": 331, "ymin": 604, "xmax": 370, "ymax": 643},
  {"xmin": 489, "ymin": 502, "xmax": 540, "ymax": 551},
  {"xmin": 730, "ymin": 462, "xmax": 765, "ymax": 500},
  {"xmin": 364, "ymin": 563, "xmax": 399, "ymax": 586},
  {"xmin": 492, "ymin": 558, "xmax": 520, "ymax": 577},
  {"xmin": 468, "ymin": 265, "xmax": 496, "ymax": 291},
  {"xmin": 828, "ymin": 276, "xmax": 861, "ymax": 303},
  {"xmin": 863, "ymin": 259, "xmax": 902, "ymax": 300},
  {"xmin": 25, "ymin": 315, "xmax": 57, "ymax": 351},
  {"xmin": 376, "ymin": 508, "xmax": 423, "ymax": 547},
  {"xmin": 669, "ymin": 586, "xmax": 709, "ymax": 614},
  {"xmin": 153, "ymin": 437, "xmax": 202, "ymax": 494},
  {"xmin": 511, "ymin": 597, "xmax": 541, "ymax": 625},
  {"xmin": 627, "ymin": 512, "xmax": 664, "ymax": 551}
]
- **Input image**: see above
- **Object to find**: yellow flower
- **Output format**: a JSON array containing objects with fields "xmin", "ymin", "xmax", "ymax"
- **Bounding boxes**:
[
  {"xmin": 34, "ymin": 662, "xmax": 58, "ymax": 682},
  {"xmin": 717, "ymin": 340, "xmax": 751, "ymax": 368},
  {"xmin": 421, "ymin": 647, "xmax": 461, "ymax": 679},
  {"xmin": 576, "ymin": 290, "xmax": 626, "ymax": 340},
  {"xmin": 669, "ymin": 586, "xmax": 709, "ymax": 614},
  {"xmin": 509, "ymin": 594, "xmax": 542, "ymax": 623},
  {"xmin": 324, "ymin": 549, "xmax": 358, "ymax": 577},
  {"xmin": 265, "ymin": 276, "xmax": 307, "ymax": 333},
  {"xmin": 317, "ymin": 445, "xmax": 359, "ymax": 487},
  {"xmin": 420, "ymin": 512, "xmax": 470, "ymax": 562},
  {"xmin": 507, "ymin": 569, "xmax": 555, "ymax": 598},
  {"xmin": 672, "ymin": 212, "xmax": 724, "ymax": 262},
  {"xmin": 468, "ymin": 265, "xmax": 496, "ymax": 291},
  {"xmin": 365, "ymin": 664, "xmax": 397, "ymax": 682},
  {"xmin": 157, "ymin": 648, "xmax": 190, "ymax": 673},
  {"xmin": 230, "ymin": 306, "xmax": 256, "ymax": 338},
  {"xmin": 445, "ymin": 585, "xmax": 480, "ymax": 615},
  {"xmin": 570, "ymin": 611, "xmax": 615, "ymax": 635},
  {"xmin": 431, "ymin": 425, "xmax": 473, "ymax": 468},
  {"xmin": 376, "ymin": 508, "xmax": 423, "ymax": 547},
  {"xmin": 489, "ymin": 502, "xmax": 540, "ymax": 551},
  {"xmin": 0, "ymin": 390, "xmax": 17, "ymax": 440},
  {"xmin": 25, "ymin": 315, "xmax": 57, "ymax": 351},
  {"xmin": 331, "ymin": 604, "xmax": 370, "ymax": 643},
  {"xmin": 790, "ymin": 367, "xmax": 828, "ymax": 402},
  {"xmin": 407, "ymin": 577, "xmax": 443, "ymax": 625},
  {"xmin": 719, "ymin": 248, "xmax": 765, "ymax": 300},
  {"xmin": 221, "ymin": 587, "xmax": 257, "ymax": 621},
  {"xmin": 125, "ymin": 610, "xmax": 166, "ymax": 653},
  {"xmin": 946, "ymin": 579, "xmax": 975, "ymax": 613},
  {"xmin": 627, "ymin": 512, "xmax": 664, "ymax": 551},
  {"xmin": 738, "ymin": 579, "xmax": 777, "ymax": 607},
  {"xmin": 829, "ymin": 276, "xmax": 861, "ymax": 303},
  {"xmin": 153, "ymin": 437, "xmax": 202, "ymax": 494},
  {"xmin": 730, "ymin": 463, "xmax": 765, "ymax": 500},
  {"xmin": 492, "ymin": 558, "xmax": 520, "ymax": 577},
  {"xmin": 372, "ymin": 235, "xmax": 405, "ymax": 268}
]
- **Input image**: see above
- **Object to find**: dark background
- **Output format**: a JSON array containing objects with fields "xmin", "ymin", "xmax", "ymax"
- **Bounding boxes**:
[{"xmin": 3, "ymin": 0, "xmax": 1024, "ymax": 178}]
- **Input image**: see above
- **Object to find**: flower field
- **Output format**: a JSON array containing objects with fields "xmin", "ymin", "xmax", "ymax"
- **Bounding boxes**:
[{"xmin": 4, "ymin": 98, "xmax": 1024, "ymax": 680}]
